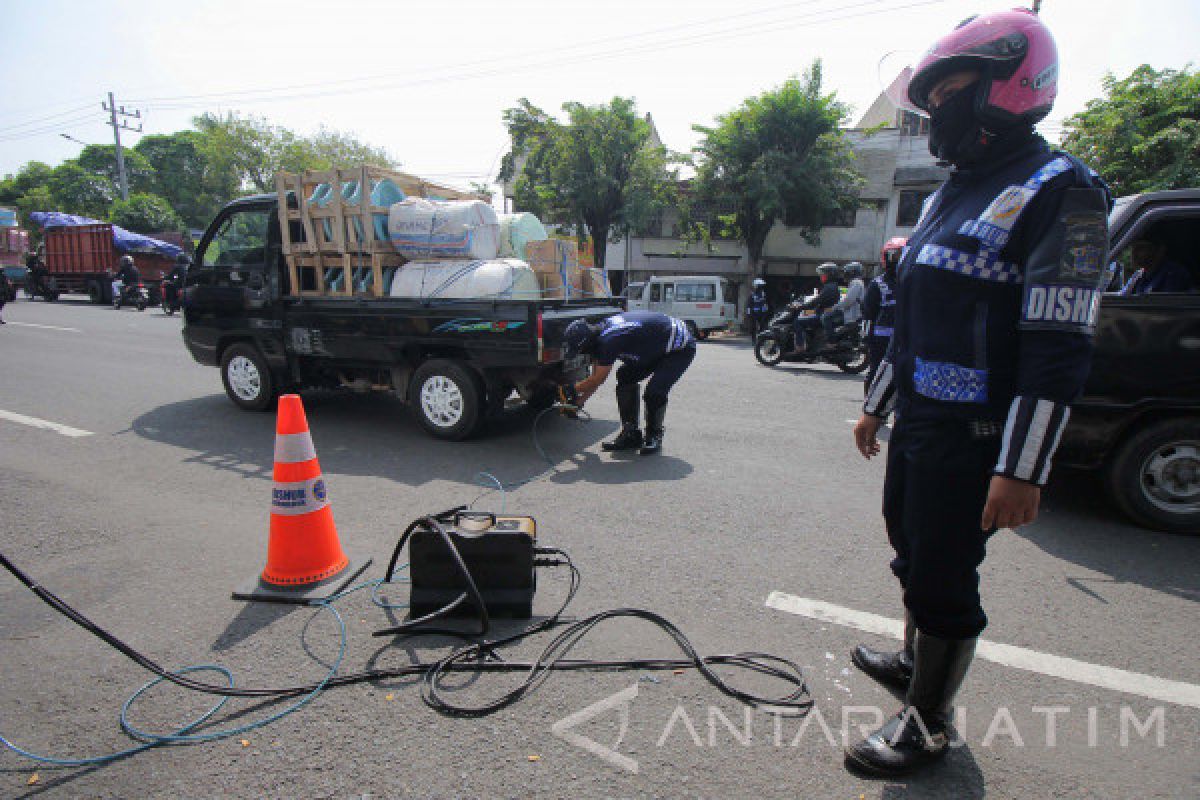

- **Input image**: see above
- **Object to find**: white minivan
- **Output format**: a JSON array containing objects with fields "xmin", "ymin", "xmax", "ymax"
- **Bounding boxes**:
[{"xmin": 624, "ymin": 275, "xmax": 737, "ymax": 339}]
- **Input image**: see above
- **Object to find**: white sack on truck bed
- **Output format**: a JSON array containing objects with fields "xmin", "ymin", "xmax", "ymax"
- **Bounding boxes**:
[
  {"xmin": 388, "ymin": 198, "xmax": 500, "ymax": 260},
  {"xmin": 388, "ymin": 258, "xmax": 541, "ymax": 301}
]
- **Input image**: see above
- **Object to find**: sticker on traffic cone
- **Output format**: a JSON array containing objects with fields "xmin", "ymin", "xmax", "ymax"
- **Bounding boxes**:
[{"xmin": 233, "ymin": 394, "xmax": 370, "ymax": 604}]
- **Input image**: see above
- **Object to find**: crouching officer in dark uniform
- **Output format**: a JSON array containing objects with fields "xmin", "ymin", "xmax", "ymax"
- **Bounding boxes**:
[
  {"xmin": 563, "ymin": 311, "xmax": 696, "ymax": 455},
  {"xmin": 847, "ymin": 8, "xmax": 1111, "ymax": 777},
  {"xmin": 862, "ymin": 237, "xmax": 905, "ymax": 394}
]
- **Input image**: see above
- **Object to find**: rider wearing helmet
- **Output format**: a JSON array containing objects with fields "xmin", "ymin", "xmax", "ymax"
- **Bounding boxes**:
[
  {"xmin": 747, "ymin": 278, "xmax": 771, "ymax": 339},
  {"xmin": 563, "ymin": 310, "xmax": 696, "ymax": 455},
  {"xmin": 113, "ymin": 254, "xmax": 140, "ymax": 305},
  {"xmin": 790, "ymin": 262, "xmax": 841, "ymax": 352},
  {"xmin": 849, "ymin": 9, "xmax": 1112, "ymax": 776},
  {"xmin": 822, "ymin": 261, "xmax": 866, "ymax": 345},
  {"xmin": 862, "ymin": 238, "xmax": 906, "ymax": 392}
]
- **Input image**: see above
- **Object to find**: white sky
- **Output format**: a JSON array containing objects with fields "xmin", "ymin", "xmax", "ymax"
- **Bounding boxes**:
[{"xmin": 1, "ymin": 0, "xmax": 1197, "ymax": 191}]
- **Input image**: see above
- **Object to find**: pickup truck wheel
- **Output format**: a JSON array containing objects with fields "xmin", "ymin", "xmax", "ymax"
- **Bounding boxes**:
[
  {"xmin": 1107, "ymin": 418, "xmax": 1200, "ymax": 534},
  {"xmin": 410, "ymin": 359, "xmax": 483, "ymax": 440},
  {"xmin": 221, "ymin": 343, "xmax": 277, "ymax": 412}
]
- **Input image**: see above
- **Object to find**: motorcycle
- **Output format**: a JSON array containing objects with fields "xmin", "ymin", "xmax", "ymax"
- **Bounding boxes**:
[
  {"xmin": 754, "ymin": 307, "xmax": 869, "ymax": 373},
  {"xmin": 112, "ymin": 279, "xmax": 148, "ymax": 312},
  {"xmin": 160, "ymin": 275, "xmax": 183, "ymax": 315},
  {"xmin": 25, "ymin": 270, "xmax": 60, "ymax": 302}
]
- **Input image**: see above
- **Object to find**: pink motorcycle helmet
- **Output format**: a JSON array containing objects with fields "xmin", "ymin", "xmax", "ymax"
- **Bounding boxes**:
[{"xmin": 885, "ymin": 8, "xmax": 1058, "ymax": 128}]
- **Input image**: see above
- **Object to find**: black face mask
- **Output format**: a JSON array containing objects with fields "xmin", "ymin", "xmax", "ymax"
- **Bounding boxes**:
[{"xmin": 928, "ymin": 82, "xmax": 982, "ymax": 165}]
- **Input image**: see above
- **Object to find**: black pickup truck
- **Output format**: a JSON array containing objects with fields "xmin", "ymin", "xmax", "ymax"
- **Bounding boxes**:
[
  {"xmin": 182, "ymin": 193, "xmax": 620, "ymax": 439},
  {"xmin": 1056, "ymin": 189, "xmax": 1200, "ymax": 533}
]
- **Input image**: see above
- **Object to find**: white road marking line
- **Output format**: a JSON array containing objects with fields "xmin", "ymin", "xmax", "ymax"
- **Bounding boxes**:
[
  {"xmin": 6, "ymin": 321, "xmax": 82, "ymax": 332},
  {"xmin": 765, "ymin": 591, "xmax": 1200, "ymax": 709},
  {"xmin": 0, "ymin": 409, "xmax": 94, "ymax": 438}
]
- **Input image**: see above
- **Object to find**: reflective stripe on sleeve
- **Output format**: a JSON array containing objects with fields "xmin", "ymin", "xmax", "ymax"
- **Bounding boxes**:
[{"xmin": 995, "ymin": 396, "xmax": 1071, "ymax": 485}]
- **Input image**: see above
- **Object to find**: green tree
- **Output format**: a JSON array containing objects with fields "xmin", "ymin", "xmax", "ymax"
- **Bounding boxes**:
[
  {"xmin": 76, "ymin": 144, "xmax": 155, "ymax": 197},
  {"xmin": 691, "ymin": 62, "xmax": 863, "ymax": 276},
  {"xmin": 0, "ymin": 161, "xmax": 55, "ymax": 207},
  {"xmin": 1061, "ymin": 65, "xmax": 1200, "ymax": 196},
  {"xmin": 135, "ymin": 131, "xmax": 239, "ymax": 228},
  {"xmin": 47, "ymin": 162, "xmax": 112, "ymax": 218},
  {"xmin": 14, "ymin": 185, "xmax": 55, "ymax": 241},
  {"xmin": 500, "ymin": 97, "xmax": 677, "ymax": 268},
  {"xmin": 194, "ymin": 112, "xmax": 396, "ymax": 194},
  {"xmin": 109, "ymin": 193, "xmax": 187, "ymax": 234}
]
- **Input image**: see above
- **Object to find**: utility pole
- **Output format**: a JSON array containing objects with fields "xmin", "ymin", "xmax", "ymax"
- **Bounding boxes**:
[
  {"xmin": 102, "ymin": 92, "xmax": 143, "ymax": 202},
  {"xmin": 1031, "ymin": 0, "xmax": 1042, "ymax": 13}
]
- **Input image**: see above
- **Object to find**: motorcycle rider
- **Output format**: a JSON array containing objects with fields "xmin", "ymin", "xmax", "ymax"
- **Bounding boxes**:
[
  {"xmin": 563, "ymin": 310, "xmax": 696, "ymax": 455},
  {"xmin": 113, "ymin": 254, "xmax": 140, "ymax": 306},
  {"xmin": 25, "ymin": 251, "xmax": 49, "ymax": 298},
  {"xmin": 163, "ymin": 253, "xmax": 189, "ymax": 309},
  {"xmin": 0, "ymin": 267, "xmax": 10, "ymax": 323},
  {"xmin": 821, "ymin": 260, "xmax": 865, "ymax": 346},
  {"xmin": 747, "ymin": 278, "xmax": 771, "ymax": 339},
  {"xmin": 862, "ymin": 238, "xmax": 905, "ymax": 392},
  {"xmin": 791, "ymin": 262, "xmax": 841, "ymax": 353},
  {"xmin": 848, "ymin": 8, "xmax": 1111, "ymax": 777}
]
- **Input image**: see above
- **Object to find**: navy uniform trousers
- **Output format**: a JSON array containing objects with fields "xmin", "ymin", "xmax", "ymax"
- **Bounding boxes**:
[
  {"xmin": 615, "ymin": 344, "xmax": 697, "ymax": 410},
  {"xmin": 883, "ymin": 416, "xmax": 1002, "ymax": 639}
]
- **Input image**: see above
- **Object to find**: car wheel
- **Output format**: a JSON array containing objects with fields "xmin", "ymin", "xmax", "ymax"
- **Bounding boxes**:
[
  {"xmin": 1107, "ymin": 418, "xmax": 1200, "ymax": 534},
  {"xmin": 220, "ymin": 343, "xmax": 277, "ymax": 411},
  {"xmin": 755, "ymin": 334, "xmax": 784, "ymax": 366},
  {"xmin": 410, "ymin": 359, "xmax": 484, "ymax": 440}
]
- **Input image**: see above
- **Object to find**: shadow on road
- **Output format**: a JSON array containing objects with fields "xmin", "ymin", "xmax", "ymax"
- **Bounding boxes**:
[
  {"xmin": 128, "ymin": 391, "xmax": 640, "ymax": 491},
  {"xmin": 1016, "ymin": 468, "xmax": 1200, "ymax": 605},
  {"xmin": 871, "ymin": 744, "xmax": 986, "ymax": 798}
]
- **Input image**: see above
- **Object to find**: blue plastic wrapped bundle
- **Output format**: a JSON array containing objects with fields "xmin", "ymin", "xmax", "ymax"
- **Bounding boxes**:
[{"xmin": 498, "ymin": 212, "xmax": 549, "ymax": 259}]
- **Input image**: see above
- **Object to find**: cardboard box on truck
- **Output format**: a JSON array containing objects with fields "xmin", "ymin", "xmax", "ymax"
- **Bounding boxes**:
[{"xmin": 525, "ymin": 239, "xmax": 583, "ymax": 300}]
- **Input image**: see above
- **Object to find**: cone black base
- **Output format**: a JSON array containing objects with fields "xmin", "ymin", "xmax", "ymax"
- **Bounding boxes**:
[{"xmin": 233, "ymin": 553, "xmax": 372, "ymax": 605}]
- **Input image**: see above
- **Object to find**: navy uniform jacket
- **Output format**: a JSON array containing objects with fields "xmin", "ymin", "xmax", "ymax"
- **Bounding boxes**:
[
  {"xmin": 864, "ymin": 137, "xmax": 1112, "ymax": 486},
  {"xmin": 594, "ymin": 310, "xmax": 693, "ymax": 367},
  {"xmin": 863, "ymin": 274, "xmax": 896, "ymax": 339}
]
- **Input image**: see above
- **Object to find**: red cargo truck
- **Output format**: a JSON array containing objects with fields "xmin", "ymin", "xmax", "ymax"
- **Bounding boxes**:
[{"xmin": 42, "ymin": 223, "xmax": 175, "ymax": 303}]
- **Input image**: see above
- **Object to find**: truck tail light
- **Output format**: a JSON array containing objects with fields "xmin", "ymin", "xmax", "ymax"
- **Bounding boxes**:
[{"xmin": 536, "ymin": 312, "xmax": 544, "ymax": 363}]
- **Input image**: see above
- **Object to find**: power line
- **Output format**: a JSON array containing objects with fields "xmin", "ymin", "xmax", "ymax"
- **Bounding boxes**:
[
  {"xmin": 125, "ymin": 0, "xmax": 848, "ymax": 107},
  {"xmin": 137, "ymin": 0, "xmax": 947, "ymax": 112},
  {"xmin": 0, "ymin": 104, "xmax": 99, "ymax": 135}
]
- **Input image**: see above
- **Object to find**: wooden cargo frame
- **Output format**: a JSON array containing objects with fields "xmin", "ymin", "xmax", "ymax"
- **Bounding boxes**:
[{"xmin": 275, "ymin": 165, "xmax": 487, "ymax": 298}]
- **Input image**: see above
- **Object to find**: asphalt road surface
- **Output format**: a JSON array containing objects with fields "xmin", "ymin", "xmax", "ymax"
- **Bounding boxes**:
[{"xmin": 1, "ymin": 296, "xmax": 1197, "ymax": 799}]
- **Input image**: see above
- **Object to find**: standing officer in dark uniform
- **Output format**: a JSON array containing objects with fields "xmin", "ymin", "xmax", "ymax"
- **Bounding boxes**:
[
  {"xmin": 847, "ymin": 9, "xmax": 1111, "ymax": 776},
  {"xmin": 747, "ymin": 278, "xmax": 772, "ymax": 339},
  {"xmin": 862, "ymin": 237, "xmax": 905, "ymax": 394},
  {"xmin": 563, "ymin": 310, "xmax": 696, "ymax": 455}
]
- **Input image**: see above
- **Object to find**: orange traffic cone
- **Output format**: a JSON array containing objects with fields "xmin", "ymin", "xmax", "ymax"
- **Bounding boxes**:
[{"xmin": 233, "ymin": 394, "xmax": 370, "ymax": 604}]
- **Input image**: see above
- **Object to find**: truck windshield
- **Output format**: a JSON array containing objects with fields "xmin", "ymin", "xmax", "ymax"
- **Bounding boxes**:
[{"xmin": 202, "ymin": 210, "xmax": 269, "ymax": 268}]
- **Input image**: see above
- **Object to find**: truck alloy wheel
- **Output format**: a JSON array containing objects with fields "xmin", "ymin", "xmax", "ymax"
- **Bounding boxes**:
[
  {"xmin": 410, "ymin": 359, "xmax": 483, "ymax": 440},
  {"xmin": 220, "ymin": 343, "xmax": 276, "ymax": 411},
  {"xmin": 1108, "ymin": 418, "xmax": 1200, "ymax": 535}
]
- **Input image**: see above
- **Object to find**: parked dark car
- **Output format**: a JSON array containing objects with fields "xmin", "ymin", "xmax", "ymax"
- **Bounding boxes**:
[{"xmin": 1056, "ymin": 189, "xmax": 1200, "ymax": 534}]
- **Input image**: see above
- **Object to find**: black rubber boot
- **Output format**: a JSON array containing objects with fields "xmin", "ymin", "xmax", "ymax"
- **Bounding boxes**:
[
  {"xmin": 639, "ymin": 401, "xmax": 666, "ymax": 455},
  {"xmin": 844, "ymin": 631, "xmax": 976, "ymax": 777},
  {"xmin": 602, "ymin": 383, "xmax": 643, "ymax": 451},
  {"xmin": 850, "ymin": 611, "xmax": 915, "ymax": 691}
]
